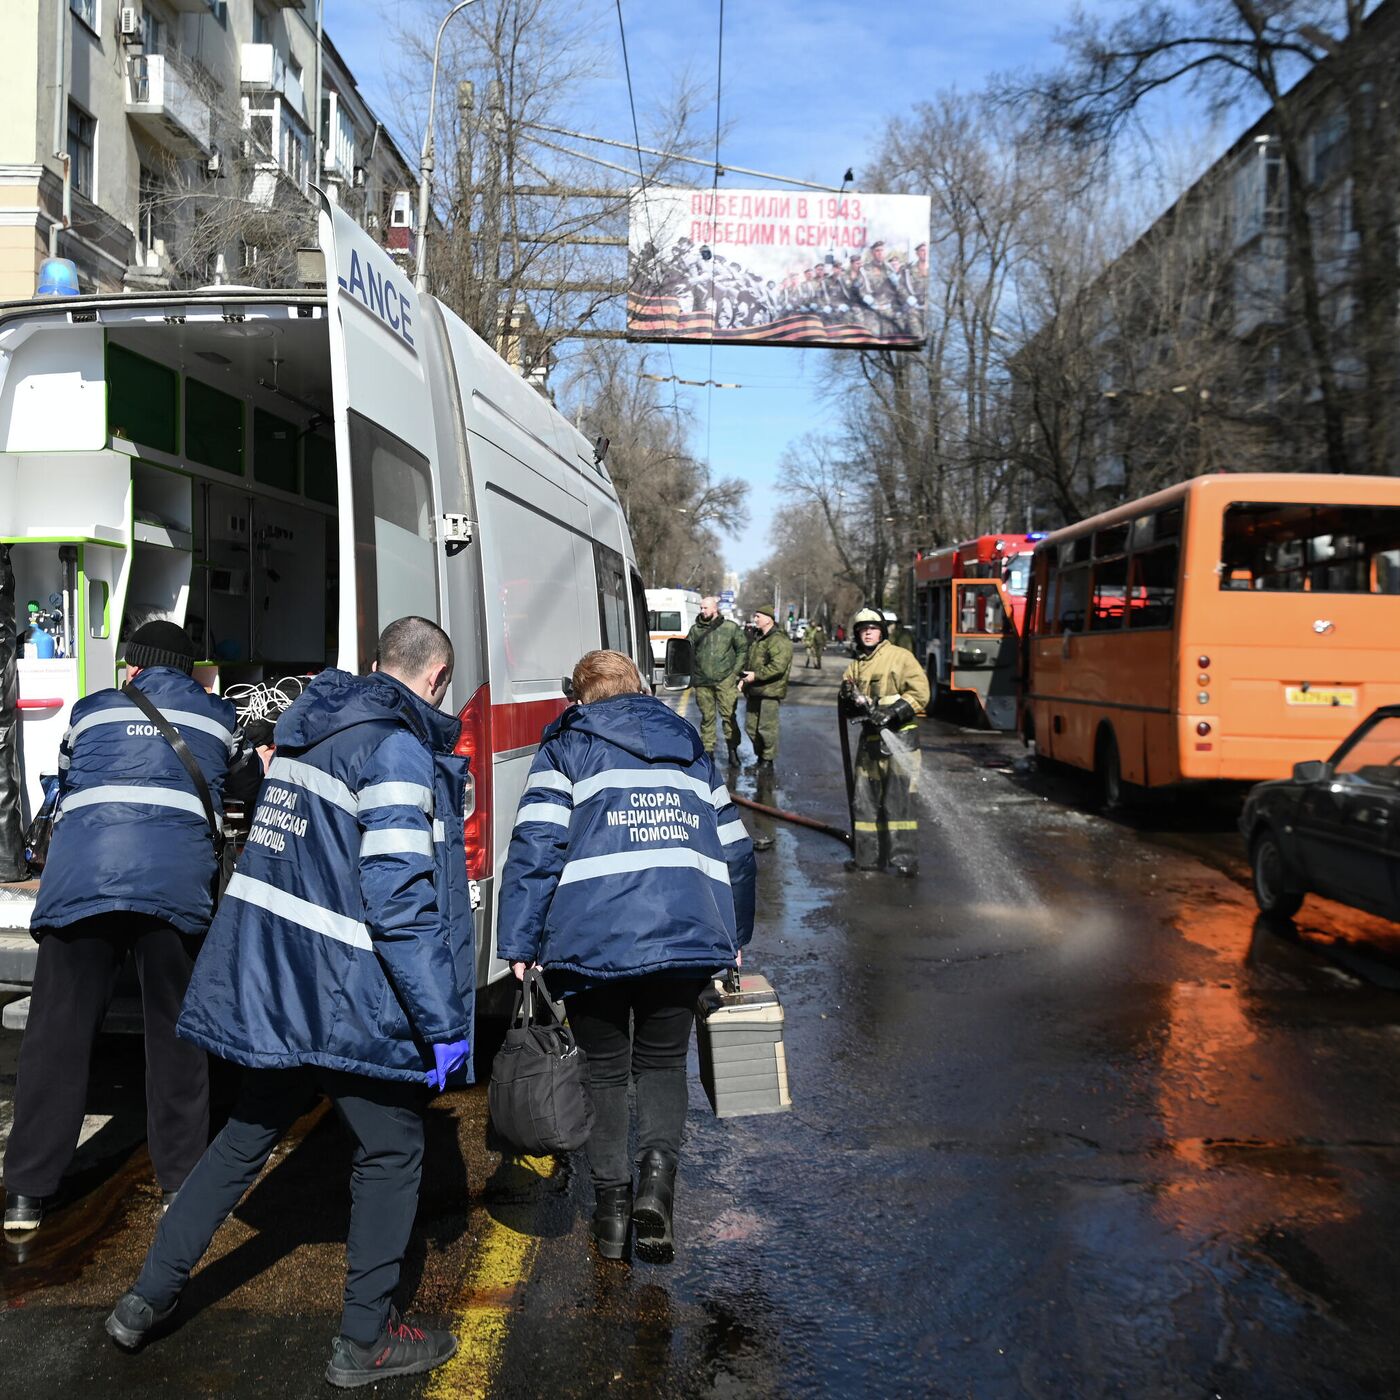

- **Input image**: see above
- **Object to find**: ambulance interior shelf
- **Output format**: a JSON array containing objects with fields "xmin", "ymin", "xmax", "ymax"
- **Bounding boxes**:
[{"xmin": 125, "ymin": 462, "xmax": 194, "ymax": 650}]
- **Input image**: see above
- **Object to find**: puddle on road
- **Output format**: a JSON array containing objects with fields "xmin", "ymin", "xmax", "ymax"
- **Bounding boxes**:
[{"xmin": 1, "ymin": 1147, "xmax": 148, "ymax": 1300}]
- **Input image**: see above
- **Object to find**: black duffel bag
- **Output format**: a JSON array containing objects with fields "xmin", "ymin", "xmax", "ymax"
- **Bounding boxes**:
[{"xmin": 488, "ymin": 968, "xmax": 594, "ymax": 1155}]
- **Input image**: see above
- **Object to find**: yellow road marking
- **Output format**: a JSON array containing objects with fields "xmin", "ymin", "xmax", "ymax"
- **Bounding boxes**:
[{"xmin": 427, "ymin": 1154, "xmax": 557, "ymax": 1400}]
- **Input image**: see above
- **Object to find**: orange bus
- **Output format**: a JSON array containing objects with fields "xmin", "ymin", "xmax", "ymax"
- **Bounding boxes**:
[{"xmin": 1021, "ymin": 474, "xmax": 1400, "ymax": 803}]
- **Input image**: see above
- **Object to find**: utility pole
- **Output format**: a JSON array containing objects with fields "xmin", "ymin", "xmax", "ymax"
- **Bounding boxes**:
[
  {"xmin": 482, "ymin": 78, "xmax": 504, "ymax": 350},
  {"xmin": 452, "ymin": 79, "xmax": 474, "ymax": 317}
]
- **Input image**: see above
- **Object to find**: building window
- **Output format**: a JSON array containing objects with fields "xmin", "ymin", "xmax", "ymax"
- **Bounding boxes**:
[
  {"xmin": 138, "ymin": 167, "xmax": 169, "ymax": 261},
  {"xmin": 69, "ymin": 0, "xmax": 97, "ymax": 32},
  {"xmin": 67, "ymin": 101, "xmax": 95, "ymax": 200},
  {"xmin": 1310, "ymin": 110, "xmax": 1349, "ymax": 187},
  {"xmin": 140, "ymin": 10, "xmax": 163, "ymax": 53},
  {"xmin": 252, "ymin": 2, "xmax": 269, "ymax": 44},
  {"xmin": 280, "ymin": 118, "xmax": 307, "ymax": 188},
  {"xmin": 1232, "ymin": 141, "xmax": 1285, "ymax": 247}
]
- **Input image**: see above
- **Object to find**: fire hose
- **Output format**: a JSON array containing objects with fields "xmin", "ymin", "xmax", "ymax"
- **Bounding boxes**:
[
  {"xmin": 730, "ymin": 792, "xmax": 851, "ymax": 846},
  {"xmin": 721, "ymin": 687, "xmax": 864, "ymax": 847}
]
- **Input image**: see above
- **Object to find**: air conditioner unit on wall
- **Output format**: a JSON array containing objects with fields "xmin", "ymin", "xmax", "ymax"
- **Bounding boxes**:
[{"xmin": 119, "ymin": 7, "xmax": 140, "ymax": 38}]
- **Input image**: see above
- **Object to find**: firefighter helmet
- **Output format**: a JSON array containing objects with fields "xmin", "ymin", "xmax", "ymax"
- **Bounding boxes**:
[{"xmin": 852, "ymin": 608, "xmax": 887, "ymax": 653}]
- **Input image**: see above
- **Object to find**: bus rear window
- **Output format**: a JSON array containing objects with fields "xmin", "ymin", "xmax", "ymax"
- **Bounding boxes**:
[{"xmin": 1221, "ymin": 503, "xmax": 1400, "ymax": 594}]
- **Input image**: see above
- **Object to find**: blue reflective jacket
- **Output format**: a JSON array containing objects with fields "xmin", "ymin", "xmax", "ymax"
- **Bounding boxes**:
[
  {"xmin": 177, "ymin": 670, "xmax": 475, "ymax": 1084},
  {"xmin": 33, "ymin": 668, "xmax": 258, "ymax": 937},
  {"xmin": 496, "ymin": 693, "xmax": 756, "ymax": 987}
]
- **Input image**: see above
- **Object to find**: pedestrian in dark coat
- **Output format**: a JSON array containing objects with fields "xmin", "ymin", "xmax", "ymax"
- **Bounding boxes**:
[
  {"xmin": 497, "ymin": 649, "xmax": 756, "ymax": 1262},
  {"xmin": 106, "ymin": 617, "xmax": 473, "ymax": 1390},
  {"xmin": 2, "ymin": 620, "xmax": 261, "ymax": 1233}
]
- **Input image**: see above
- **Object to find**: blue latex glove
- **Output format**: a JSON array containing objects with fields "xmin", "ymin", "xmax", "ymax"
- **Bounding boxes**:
[{"xmin": 425, "ymin": 1039, "xmax": 471, "ymax": 1092}]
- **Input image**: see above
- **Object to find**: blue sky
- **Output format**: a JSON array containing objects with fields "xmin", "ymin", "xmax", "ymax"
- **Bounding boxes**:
[{"xmin": 328, "ymin": 0, "xmax": 1089, "ymax": 575}]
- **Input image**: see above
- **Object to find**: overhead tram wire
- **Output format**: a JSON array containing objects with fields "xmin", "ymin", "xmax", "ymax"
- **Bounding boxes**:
[
  {"xmin": 614, "ymin": 0, "xmax": 685, "ymax": 434},
  {"xmin": 705, "ymin": 0, "xmax": 725, "ymax": 488}
]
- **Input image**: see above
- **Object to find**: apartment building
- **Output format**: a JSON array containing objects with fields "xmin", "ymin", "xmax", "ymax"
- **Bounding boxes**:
[
  {"xmin": 0, "ymin": 0, "xmax": 417, "ymax": 300},
  {"xmin": 1012, "ymin": 1, "xmax": 1400, "ymax": 520}
]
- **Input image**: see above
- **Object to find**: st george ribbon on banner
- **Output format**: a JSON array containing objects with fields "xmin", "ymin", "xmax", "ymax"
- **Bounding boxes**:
[{"xmin": 627, "ymin": 189, "xmax": 933, "ymax": 350}]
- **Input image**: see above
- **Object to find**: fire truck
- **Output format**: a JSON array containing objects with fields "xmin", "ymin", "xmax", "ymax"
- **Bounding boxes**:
[{"xmin": 911, "ymin": 533, "xmax": 1040, "ymax": 728}]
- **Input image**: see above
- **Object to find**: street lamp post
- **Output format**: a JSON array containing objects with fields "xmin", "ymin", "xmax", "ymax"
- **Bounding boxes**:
[{"xmin": 415, "ymin": 0, "xmax": 482, "ymax": 294}]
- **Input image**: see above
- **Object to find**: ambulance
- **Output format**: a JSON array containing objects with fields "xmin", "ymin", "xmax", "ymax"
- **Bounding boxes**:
[
  {"xmin": 0, "ymin": 200, "xmax": 652, "ymax": 993},
  {"xmin": 644, "ymin": 587, "xmax": 702, "ymax": 671}
]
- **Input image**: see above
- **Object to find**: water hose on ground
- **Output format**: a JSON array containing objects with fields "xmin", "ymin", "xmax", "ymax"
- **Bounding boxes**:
[{"xmin": 731, "ymin": 792, "xmax": 851, "ymax": 845}]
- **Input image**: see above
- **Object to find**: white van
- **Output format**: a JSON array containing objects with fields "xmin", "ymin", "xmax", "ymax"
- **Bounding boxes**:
[
  {"xmin": 645, "ymin": 587, "xmax": 702, "ymax": 669},
  {"xmin": 0, "ymin": 201, "xmax": 652, "ymax": 993}
]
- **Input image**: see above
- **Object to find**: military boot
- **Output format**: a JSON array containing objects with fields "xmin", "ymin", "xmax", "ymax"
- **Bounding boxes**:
[
  {"xmin": 591, "ymin": 1184, "xmax": 632, "ymax": 1261},
  {"xmin": 632, "ymin": 1150, "xmax": 677, "ymax": 1264}
]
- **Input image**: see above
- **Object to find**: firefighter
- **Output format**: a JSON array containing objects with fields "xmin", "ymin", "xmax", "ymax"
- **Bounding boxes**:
[
  {"xmin": 804, "ymin": 621, "xmax": 827, "ymax": 669},
  {"xmin": 741, "ymin": 606, "xmax": 793, "ymax": 771},
  {"xmin": 839, "ymin": 607, "xmax": 931, "ymax": 877},
  {"xmin": 686, "ymin": 596, "xmax": 747, "ymax": 762},
  {"xmin": 888, "ymin": 612, "xmax": 916, "ymax": 654}
]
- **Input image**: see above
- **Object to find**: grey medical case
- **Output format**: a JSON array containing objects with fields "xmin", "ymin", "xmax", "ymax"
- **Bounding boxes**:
[{"xmin": 696, "ymin": 971, "xmax": 792, "ymax": 1118}]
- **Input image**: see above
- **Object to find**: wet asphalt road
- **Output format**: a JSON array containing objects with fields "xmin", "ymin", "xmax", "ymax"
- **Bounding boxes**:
[{"xmin": 4, "ymin": 663, "xmax": 1400, "ymax": 1397}]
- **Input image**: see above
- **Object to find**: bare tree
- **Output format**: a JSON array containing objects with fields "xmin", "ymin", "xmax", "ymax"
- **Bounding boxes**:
[
  {"xmin": 391, "ymin": 0, "xmax": 706, "ymax": 376},
  {"xmin": 1017, "ymin": 0, "xmax": 1400, "ymax": 475},
  {"xmin": 131, "ymin": 69, "xmax": 322, "ymax": 289},
  {"xmin": 779, "ymin": 95, "xmax": 1059, "ymax": 601},
  {"xmin": 749, "ymin": 501, "xmax": 862, "ymax": 629},
  {"xmin": 562, "ymin": 342, "xmax": 749, "ymax": 589}
]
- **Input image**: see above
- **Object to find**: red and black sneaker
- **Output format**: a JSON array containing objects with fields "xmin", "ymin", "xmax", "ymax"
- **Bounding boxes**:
[{"xmin": 324, "ymin": 1309, "xmax": 458, "ymax": 1389}]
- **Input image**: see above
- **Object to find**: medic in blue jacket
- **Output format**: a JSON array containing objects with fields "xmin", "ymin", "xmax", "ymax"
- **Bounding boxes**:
[
  {"xmin": 107, "ymin": 617, "xmax": 474, "ymax": 1387},
  {"xmin": 496, "ymin": 648, "xmax": 756, "ymax": 1265}
]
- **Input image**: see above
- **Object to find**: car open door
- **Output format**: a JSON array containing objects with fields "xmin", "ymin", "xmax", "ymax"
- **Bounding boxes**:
[
  {"xmin": 664, "ymin": 638, "xmax": 692, "ymax": 692},
  {"xmin": 320, "ymin": 197, "xmax": 444, "ymax": 672}
]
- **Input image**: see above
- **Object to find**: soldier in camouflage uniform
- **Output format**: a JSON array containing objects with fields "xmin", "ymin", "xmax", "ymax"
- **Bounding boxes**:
[{"xmin": 741, "ymin": 607, "xmax": 794, "ymax": 772}]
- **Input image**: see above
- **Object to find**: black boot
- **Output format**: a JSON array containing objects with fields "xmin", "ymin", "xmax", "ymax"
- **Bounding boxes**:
[
  {"xmin": 591, "ymin": 1183, "xmax": 632, "ymax": 1261},
  {"xmin": 632, "ymin": 1150, "xmax": 677, "ymax": 1264}
]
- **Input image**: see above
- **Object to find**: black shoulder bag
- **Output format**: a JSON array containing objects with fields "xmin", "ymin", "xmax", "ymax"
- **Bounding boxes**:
[
  {"xmin": 488, "ymin": 968, "xmax": 594, "ymax": 1155},
  {"xmin": 123, "ymin": 683, "xmax": 236, "ymax": 905}
]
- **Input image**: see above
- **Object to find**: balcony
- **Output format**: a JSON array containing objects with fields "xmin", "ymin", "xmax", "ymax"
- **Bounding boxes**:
[
  {"xmin": 240, "ymin": 43, "xmax": 306, "ymax": 117},
  {"xmin": 322, "ymin": 97, "xmax": 358, "ymax": 180},
  {"xmin": 125, "ymin": 54, "xmax": 212, "ymax": 156}
]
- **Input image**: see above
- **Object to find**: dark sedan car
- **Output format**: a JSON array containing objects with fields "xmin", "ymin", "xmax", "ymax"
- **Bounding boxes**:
[{"xmin": 1241, "ymin": 705, "xmax": 1400, "ymax": 921}]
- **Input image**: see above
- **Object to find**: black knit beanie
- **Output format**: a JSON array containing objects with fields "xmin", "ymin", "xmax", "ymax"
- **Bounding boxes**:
[{"xmin": 124, "ymin": 620, "xmax": 196, "ymax": 675}]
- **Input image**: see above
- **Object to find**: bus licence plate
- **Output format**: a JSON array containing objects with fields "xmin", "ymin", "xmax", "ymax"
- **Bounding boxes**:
[{"xmin": 1285, "ymin": 686, "xmax": 1356, "ymax": 707}]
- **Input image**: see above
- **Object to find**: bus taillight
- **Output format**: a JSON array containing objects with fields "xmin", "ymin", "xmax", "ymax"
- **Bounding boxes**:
[{"xmin": 454, "ymin": 683, "xmax": 494, "ymax": 880}]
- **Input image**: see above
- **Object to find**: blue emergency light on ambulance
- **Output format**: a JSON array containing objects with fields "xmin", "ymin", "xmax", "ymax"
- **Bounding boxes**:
[{"xmin": 35, "ymin": 258, "xmax": 80, "ymax": 297}]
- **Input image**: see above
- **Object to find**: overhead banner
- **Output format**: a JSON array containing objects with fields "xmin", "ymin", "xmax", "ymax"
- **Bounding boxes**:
[{"xmin": 627, "ymin": 189, "xmax": 931, "ymax": 349}]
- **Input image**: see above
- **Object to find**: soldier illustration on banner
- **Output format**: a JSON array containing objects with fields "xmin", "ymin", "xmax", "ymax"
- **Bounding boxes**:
[{"xmin": 627, "ymin": 190, "xmax": 932, "ymax": 350}]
